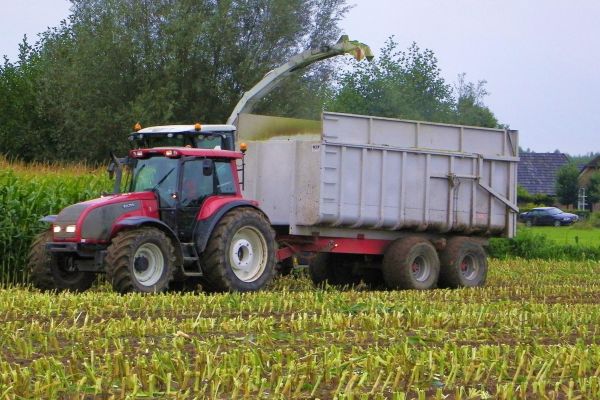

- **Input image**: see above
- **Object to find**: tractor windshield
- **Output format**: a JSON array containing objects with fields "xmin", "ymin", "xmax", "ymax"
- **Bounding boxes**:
[{"xmin": 130, "ymin": 157, "xmax": 179, "ymax": 207}]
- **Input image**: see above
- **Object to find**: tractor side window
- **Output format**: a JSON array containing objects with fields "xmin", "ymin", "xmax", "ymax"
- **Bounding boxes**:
[
  {"xmin": 181, "ymin": 160, "xmax": 215, "ymax": 207},
  {"xmin": 215, "ymin": 161, "xmax": 236, "ymax": 194}
]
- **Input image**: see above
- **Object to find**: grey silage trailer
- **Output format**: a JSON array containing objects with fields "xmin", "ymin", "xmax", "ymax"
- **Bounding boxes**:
[{"xmin": 239, "ymin": 112, "xmax": 519, "ymax": 289}]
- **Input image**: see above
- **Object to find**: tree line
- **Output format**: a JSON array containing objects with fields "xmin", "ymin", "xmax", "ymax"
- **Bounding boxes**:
[{"xmin": 1, "ymin": 0, "xmax": 501, "ymax": 163}]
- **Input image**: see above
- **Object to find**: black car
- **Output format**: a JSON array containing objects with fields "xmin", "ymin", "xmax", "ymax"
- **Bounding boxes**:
[{"xmin": 519, "ymin": 207, "xmax": 579, "ymax": 227}]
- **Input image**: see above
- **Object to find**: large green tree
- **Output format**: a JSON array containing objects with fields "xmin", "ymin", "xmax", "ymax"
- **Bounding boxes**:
[
  {"xmin": 454, "ymin": 73, "xmax": 499, "ymax": 128},
  {"xmin": 0, "ymin": 39, "xmax": 50, "ymax": 161},
  {"xmin": 555, "ymin": 164, "xmax": 580, "ymax": 207},
  {"xmin": 326, "ymin": 37, "xmax": 500, "ymax": 128},
  {"xmin": 587, "ymin": 172, "xmax": 600, "ymax": 206},
  {"xmin": 0, "ymin": 0, "xmax": 349, "ymax": 162}
]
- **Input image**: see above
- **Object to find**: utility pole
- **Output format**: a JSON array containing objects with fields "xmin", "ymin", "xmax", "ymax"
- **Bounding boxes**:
[{"xmin": 577, "ymin": 187, "xmax": 587, "ymax": 211}]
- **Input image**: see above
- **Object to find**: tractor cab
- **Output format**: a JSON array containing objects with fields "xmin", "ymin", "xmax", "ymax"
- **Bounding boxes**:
[
  {"xmin": 128, "ymin": 124, "xmax": 236, "ymax": 151},
  {"xmin": 127, "ymin": 147, "xmax": 243, "ymax": 241}
]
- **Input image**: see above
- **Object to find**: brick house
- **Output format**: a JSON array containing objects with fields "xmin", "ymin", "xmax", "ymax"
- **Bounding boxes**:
[{"xmin": 578, "ymin": 155, "xmax": 600, "ymax": 211}]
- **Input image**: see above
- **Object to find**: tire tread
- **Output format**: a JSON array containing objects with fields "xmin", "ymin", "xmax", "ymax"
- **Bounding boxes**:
[{"xmin": 105, "ymin": 227, "xmax": 176, "ymax": 293}]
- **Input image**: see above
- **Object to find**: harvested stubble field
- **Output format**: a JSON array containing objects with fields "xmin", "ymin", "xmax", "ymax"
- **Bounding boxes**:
[{"xmin": 1, "ymin": 258, "xmax": 600, "ymax": 399}]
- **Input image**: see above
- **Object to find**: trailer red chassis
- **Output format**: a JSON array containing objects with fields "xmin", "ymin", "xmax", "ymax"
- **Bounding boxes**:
[{"xmin": 276, "ymin": 235, "xmax": 393, "ymax": 261}]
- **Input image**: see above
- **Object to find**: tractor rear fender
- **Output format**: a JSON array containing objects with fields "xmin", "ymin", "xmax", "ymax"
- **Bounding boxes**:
[
  {"xmin": 194, "ymin": 200, "xmax": 268, "ymax": 254},
  {"xmin": 113, "ymin": 216, "xmax": 184, "ymax": 266}
]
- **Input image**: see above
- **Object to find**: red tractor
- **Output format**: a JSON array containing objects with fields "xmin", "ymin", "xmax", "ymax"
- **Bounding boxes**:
[{"xmin": 28, "ymin": 138, "xmax": 276, "ymax": 293}]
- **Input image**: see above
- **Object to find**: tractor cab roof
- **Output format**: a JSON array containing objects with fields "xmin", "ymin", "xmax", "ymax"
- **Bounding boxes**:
[
  {"xmin": 128, "ymin": 124, "xmax": 237, "ymax": 151},
  {"xmin": 129, "ymin": 124, "xmax": 235, "ymax": 142},
  {"xmin": 129, "ymin": 146, "xmax": 242, "ymax": 160},
  {"xmin": 136, "ymin": 124, "xmax": 236, "ymax": 134}
]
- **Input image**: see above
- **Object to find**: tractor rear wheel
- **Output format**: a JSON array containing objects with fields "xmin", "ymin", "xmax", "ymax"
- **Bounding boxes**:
[
  {"xmin": 28, "ymin": 231, "xmax": 96, "ymax": 292},
  {"xmin": 438, "ymin": 237, "xmax": 487, "ymax": 288},
  {"xmin": 200, "ymin": 208, "xmax": 275, "ymax": 292},
  {"xmin": 382, "ymin": 237, "xmax": 439, "ymax": 290},
  {"xmin": 105, "ymin": 227, "xmax": 176, "ymax": 293}
]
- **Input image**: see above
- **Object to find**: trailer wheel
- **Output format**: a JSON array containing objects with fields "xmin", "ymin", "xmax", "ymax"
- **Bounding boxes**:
[
  {"xmin": 200, "ymin": 208, "xmax": 275, "ymax": 292},
  {"xmin": 382, "ymin": 237, "xmax": 439, "ymax": 290},
  {"xmin": 308, "ymin": 253, "xmax": 361, "ymax": 287},
  {"xmin": 438, "ymin": 238, "xmax": 487, "ymax": 288},
  {"xmin": 105, "ymin": 227, "xmax": 176, "ymax": 293},
  {"xmin": 28, "ymin": 231, "xmax": 96, "ymax": 292}
]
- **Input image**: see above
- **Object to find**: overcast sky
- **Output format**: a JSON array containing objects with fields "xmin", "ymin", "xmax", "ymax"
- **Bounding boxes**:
[{"xmin": 1, "ymin": 0, "xmax": 599, "ymax": 155}]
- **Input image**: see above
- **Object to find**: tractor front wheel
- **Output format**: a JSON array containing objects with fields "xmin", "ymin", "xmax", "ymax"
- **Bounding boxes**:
[
  {"xmin": 106, "ymin": 227, "xmax": 176, "ymax": 293},
  {"xmin": 28, "ymin": 231, "xmax": 96, "ymax": 292},
  {"xmin": 200, "ymin": 208, "xmax": 276, "ymax": 292}
]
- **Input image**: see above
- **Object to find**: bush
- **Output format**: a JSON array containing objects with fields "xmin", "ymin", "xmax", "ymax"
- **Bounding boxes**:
[
  {"xmin": 573, "ymin": 210, "xmax": 591, "ymax": 220},
  {"xmin": 488, "ymin": 230, "xmax": 600, "ymax": 261},
  {"xmin": 590, "ymin": 212, "xmax": 600, "ymax": 228},
  {"xmin": 517, "ymin": 185, "xmax": 553, "ymax": 206},
  {"xmin": 573, "ymin": 212, "xmax": 600, "ymax": 229}
]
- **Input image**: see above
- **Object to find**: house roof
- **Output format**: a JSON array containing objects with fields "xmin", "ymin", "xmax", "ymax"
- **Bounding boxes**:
[
  {"xmin": 518, "ymin": 152, "xmax": 570, "ymax": 196},
  {"xmin": 582, "ymin": 155, "xmax": 600, "ymax": 170}
]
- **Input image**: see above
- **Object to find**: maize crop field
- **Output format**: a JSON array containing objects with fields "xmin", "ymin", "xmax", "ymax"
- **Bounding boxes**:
[
  {"xmin": 0, "ymin": 158, "xmax": 109, "ymax": 283},
  {"xmin": 0, "ymin": 258, "xmax": 599, "ymax": 399}
]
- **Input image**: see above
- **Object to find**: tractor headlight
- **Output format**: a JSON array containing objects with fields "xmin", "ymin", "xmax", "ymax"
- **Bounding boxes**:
[
  {"xmin": 53, "ymin": 225, "xmax": 62, "ymax": 233},
  {"xmin": 66, "ymin": 225, "xmax": 76, "ymax": 233}
]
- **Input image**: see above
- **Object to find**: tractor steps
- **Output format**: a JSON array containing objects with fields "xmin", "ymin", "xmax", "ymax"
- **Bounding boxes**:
[{"xmin": 181, "ymin": 244, "xmax": 203, "ymax": 276}]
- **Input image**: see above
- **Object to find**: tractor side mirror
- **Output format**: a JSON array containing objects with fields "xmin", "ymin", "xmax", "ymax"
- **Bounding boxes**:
[{"xmin": 202, "ymin": 159, "xmax": 214, "ymax": 176}]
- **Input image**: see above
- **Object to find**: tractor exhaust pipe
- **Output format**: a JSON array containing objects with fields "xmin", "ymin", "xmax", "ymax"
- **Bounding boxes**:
[{"xmin": 107, "ymin": 152, "xmax": 124, "ymax": 194}]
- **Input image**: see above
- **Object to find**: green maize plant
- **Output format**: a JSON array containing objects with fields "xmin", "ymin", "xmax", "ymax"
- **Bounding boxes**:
[{"xmin": 0, "ymin": 158, "xmax": 110, "ymax": 284}]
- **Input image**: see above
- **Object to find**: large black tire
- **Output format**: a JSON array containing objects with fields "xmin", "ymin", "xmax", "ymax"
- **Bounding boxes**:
[
  {"xmin": 200, "ymin": 208, "xmax": 276, "ymax": 292},
  {"xmin": 28, "ymin": 231, "xmax": 96, "ymax": 292},
  {"xmin": 438, "ymin": 237, "xmax": 487, "ymax": 288},
  {"xmin": 308, "ymin": 253, "xmax": 361, "ymax": 287},
  {"xmin": 382, "ymin": 237, "xmax": 439, "ymax": 290},
  {"xmin": 105, "ymin": 227, "xmax": 176, "ymax": 294}
]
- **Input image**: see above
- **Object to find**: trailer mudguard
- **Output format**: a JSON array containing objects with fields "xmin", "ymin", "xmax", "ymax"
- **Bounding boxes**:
[
  {"xmin": 194, "ymin": 200, "xmax": 264, "ymax": 254},
  {"xmin": 113, "ymin": 216, "xmax": 183, "ymax": 265}
]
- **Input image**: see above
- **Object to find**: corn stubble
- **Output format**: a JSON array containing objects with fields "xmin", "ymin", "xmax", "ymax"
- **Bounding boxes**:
[{"xmin": 0, "ymin": 259, "xmax": 597, "ymax": 399}]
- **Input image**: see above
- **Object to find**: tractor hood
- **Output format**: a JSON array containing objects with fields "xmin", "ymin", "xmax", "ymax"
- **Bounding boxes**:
[{"xmin": 52, "ymin": 192, "xmax": 159, "ymax": 242}]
